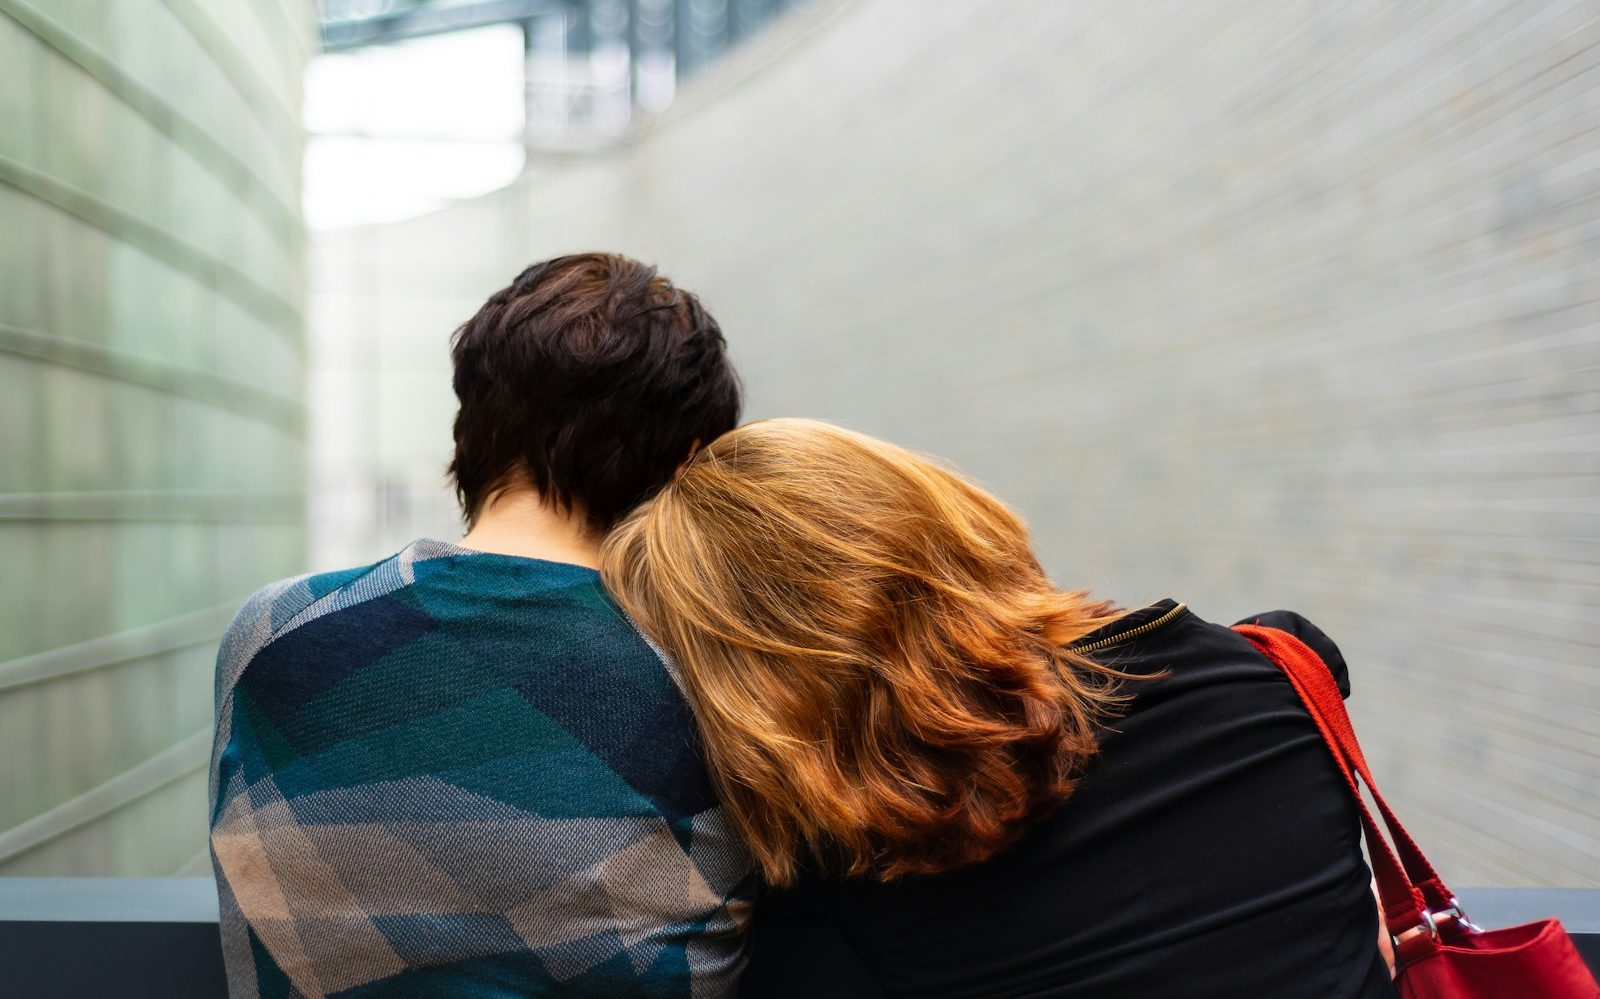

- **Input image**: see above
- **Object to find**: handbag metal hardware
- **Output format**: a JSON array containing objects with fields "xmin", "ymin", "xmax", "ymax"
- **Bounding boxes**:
[{"xmin": 1434, "ymin": 897, "xmax": 1484, "ymax": 935}]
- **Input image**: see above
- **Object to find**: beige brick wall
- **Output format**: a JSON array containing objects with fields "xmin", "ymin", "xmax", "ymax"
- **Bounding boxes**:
[
  {"xmin": 312, "ymin": 0, "xmax": 1600, "ymax": 885},
  {"xmin": 0, "ymin": 0, "xmax": 310, "ymax": 875}
]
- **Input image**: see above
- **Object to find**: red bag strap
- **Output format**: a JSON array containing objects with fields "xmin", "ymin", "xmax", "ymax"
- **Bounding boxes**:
[
  {"xmin": 1237, "ymin": 625, "xmax": 1444, "ymax": 885},
  {"xmin": 1232, "ymin": 624, "xmax": 1458, "ymax": 942}
]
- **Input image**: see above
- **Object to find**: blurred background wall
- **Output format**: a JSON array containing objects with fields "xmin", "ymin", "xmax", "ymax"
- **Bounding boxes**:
[
  {"xmin": 312, "ymin": 0, "xmax": 1600, "ymax": 887},
  {"xmin": 0, "ymin": 0, "xmax": 1594, "ymax": 889},
  {"xmin": 0, "ymin": 0, "xmax": 310, "ymax": 874}
]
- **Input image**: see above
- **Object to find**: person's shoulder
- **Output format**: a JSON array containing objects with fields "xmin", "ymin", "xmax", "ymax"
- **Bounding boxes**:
[
  {"xmin": 552, "ymin": 573, "xmax": 693, "ymax": 693},
  {"xmin": 227, "ymin": 560, "xmax": 390, "ymax": 649},
  {"xmin": 214, "ymin": 552, "xmax": 406, "ymax": 704},
  {"xmin": 1231, "ymin": 608, "xmax": 1352, "ymax": 698}
]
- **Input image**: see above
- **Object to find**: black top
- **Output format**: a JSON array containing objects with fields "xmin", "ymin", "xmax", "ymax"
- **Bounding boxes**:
[{"xmin": 740, "ymin": 602, "xmax": 1397, "ymax": 999}]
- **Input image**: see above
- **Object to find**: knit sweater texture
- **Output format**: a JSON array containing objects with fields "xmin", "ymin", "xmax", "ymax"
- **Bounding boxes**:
[{"xmin": 209, "ymin": 539, "xmax": 751, "ymax": 999}]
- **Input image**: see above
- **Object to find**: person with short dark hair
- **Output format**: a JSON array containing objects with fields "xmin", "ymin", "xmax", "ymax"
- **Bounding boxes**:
[{"xmin": 209, "ymin": 253, "xmax": 750, "ymax": 998}]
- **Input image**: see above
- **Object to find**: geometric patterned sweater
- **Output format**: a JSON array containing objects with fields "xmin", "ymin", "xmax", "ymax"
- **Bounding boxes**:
[{"xmin": 208, "ymin": 539, "xmax": 752, "ymax": 999}]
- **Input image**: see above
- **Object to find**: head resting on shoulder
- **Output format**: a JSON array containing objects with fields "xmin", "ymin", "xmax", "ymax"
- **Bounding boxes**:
[{"xmin": 601, "ymin": 418, "xmax": 1128, "ymax": 885}]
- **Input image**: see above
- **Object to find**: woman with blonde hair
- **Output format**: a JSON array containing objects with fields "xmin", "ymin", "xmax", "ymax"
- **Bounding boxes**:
[{"xmin": 601, "ymin": 419, "xmax": 1396, "ymax": 998}]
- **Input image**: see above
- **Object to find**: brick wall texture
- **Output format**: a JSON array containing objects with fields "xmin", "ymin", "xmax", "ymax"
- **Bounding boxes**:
[{"xmin": 311, "ymin": 0, "xmax": 1600, "ymax": 886}]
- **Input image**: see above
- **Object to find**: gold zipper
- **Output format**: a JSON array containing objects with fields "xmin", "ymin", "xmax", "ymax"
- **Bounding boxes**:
[{"xmin": 1072, "ymin": 602, "xmax": 1188, "ymax": 653}]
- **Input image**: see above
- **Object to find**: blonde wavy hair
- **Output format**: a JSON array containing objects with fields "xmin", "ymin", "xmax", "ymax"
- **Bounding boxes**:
[{"xmin": 601, "ymin": 419, "xmax": 1129, "ymax": 886}]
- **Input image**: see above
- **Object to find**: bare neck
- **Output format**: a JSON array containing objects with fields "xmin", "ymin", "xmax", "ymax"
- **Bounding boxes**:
[{"xmin": 457, "ymin": 488, "xmax": 602, "ymax": 569}]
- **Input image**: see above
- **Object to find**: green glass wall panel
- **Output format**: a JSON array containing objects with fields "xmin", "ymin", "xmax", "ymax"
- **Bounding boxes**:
[{"xmin": 0, "ymin": 0, "xmax": 309, "ymax": 875}]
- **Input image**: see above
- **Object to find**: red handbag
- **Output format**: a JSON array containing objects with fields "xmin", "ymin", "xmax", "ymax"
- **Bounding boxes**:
[{"xmin": 1233, "ymin": 624, "xmax": 1600, "ymax": 998}]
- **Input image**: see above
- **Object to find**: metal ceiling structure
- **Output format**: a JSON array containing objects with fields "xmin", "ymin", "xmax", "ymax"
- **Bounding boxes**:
[
  {"xmin": 319, "ymin": 0, "xmax": 574, "ymax": 53},
  {"xmin": 318, "ymin": 0, "xmax": 803, "ymax": 76},
  {"xmin": 315, "ymin": 0, "xmax": 806, "ymax": 145}
]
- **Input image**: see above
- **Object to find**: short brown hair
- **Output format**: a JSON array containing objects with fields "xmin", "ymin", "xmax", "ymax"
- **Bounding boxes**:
[
  {"xmin": 448, "ymin": 253, "xmax": 741, "ymax": 532},
  {"xmin": 601, "ymin": 419, "xmax": 1130, "ymax": 886}
]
